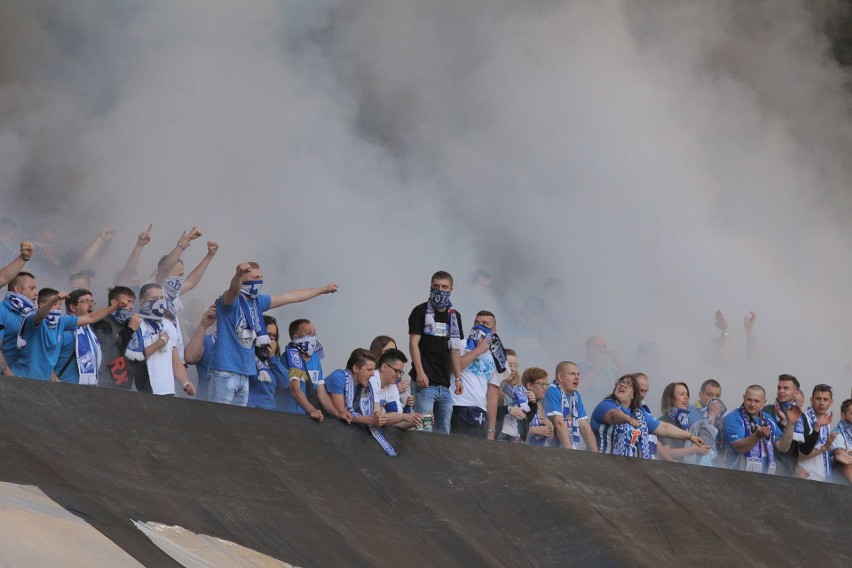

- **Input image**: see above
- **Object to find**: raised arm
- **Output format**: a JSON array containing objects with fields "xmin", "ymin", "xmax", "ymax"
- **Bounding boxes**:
[
  {"xmin": 458, "ymin": 338, "xmax": 489, "ymax": 369},
  {"xmin": 69, "ymin": 227, "xmax": 114, "ymax": 273},
  {"xmin": 604, "ymin": 408, "xmax": 640, "ymax": 427},
  {"xmin": 34, "ymin": 291, "xmax": 66, "ymax": 326},
  {"xmin": 184, "ymin": 304, "xmax": 215, "ymax": 365},
  {"xmin": 269, "ymin": 283, "xmax": 338, "ymax": 310},
  {"xmin": 76, "ymin": 299, "xmax": 119, "ymax": 327},
  {"xmin": 156, "ymin": 227, "xmax": 202, "ymax": 284},
  {"xmin": 0, "ymin": 242, "xmax": 34, "ymax": 288},
  {"xmin": 180, "ymin": 241, "xmax": 218, "ymax": 294},
  {"xmin": 715, "ymin": 310, "xmax": 731, "ymax": 365},
  {"xmin": 745, "ymin": 311, "xmax": 758, "ymax": 368},
  {"xmin": 223, "ymin": 263, "xmax": 254, "ymax": 306},
  {"xmin": 115, "ymin": 225, "xmax": 151, "ymax": 286},
  {"xmin": 654, "ymin": 422, "xmax": 704, "ymax": 447}
]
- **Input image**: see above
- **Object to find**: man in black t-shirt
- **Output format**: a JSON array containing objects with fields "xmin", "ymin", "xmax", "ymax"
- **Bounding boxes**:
[
  {"xmin": 408, "ymin": 271, "xmax": 463, "ymax": 434},
  {"xmin": 91, "ymin": 286, "xmax": 148, "ymax": 392},
  {"xmin": 762, "ymin": 374, "xmax": 819, "ymax": 476}
]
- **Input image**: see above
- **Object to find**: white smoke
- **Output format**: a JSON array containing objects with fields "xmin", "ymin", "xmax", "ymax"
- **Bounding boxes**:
[{"xmin": 2, "ymin": 0, "xmax": 851, "ymax": 409}]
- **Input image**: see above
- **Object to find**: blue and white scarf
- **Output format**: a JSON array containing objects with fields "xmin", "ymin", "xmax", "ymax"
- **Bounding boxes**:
[
  {"xmin": 4, "ymin": 292, "xmax": 35, "ymax": 317},
  {"xmin": 776, "ymin": 399, "xmax": 807, "ymax": 442},
  {"xmin": 641, "ymin": 403, "xmax": 658, "ymax": 459},
  {"xmin": 109, "ymin": 308, "xmax": 134, "ymax": 326},
  {"xmin": 344, "ymin": 369, "xmax": 396, "ymax": 457},
  {"xmin": 667, "ymin": 407, "xmax": 691, "ymax": 430},
  {"xmin": 74, "ymin": 325, "xmax": 102, "ymax": 386},
  {"xmin": 236, "ymin": 292, "xmax": 269, "ymax": 347},
  {"xmin": 612, "ymin": 408, "xmax": 652, "ymax": 459},
  {"xmin": 736, "ymin": 406, "xmax": 776, "ymax": 474},
  {"xmin": 126, "ymin": 299, "xmax": 166, "ymax": 361},
  {"xmin": 559, "ymin": 390, "xmax": 583, "ymax": 448},
  {"xmin": 806, "ymin": 407, "xmax": 832, "ymax": 480},
  {"xmin": 465, "ymin": 324, "xmax": 507, "ymax": 373},
  {"xmin": 289, "ymin": 335, "xmax": 324, "ymax": 360},
  {"xmin": 255, "ymin": 352, "xmax": 272, "ymax": 383},
  {"xmin": 162, "ymin": 276, "xmax": 185, "ymax": 315},
  {"xmin": 424, "ymin": 289, "xmax": 463, "ymax": 349},
  {"xmin": 838, "ymin": 420, "xmax": 852, "ymax": 448}
]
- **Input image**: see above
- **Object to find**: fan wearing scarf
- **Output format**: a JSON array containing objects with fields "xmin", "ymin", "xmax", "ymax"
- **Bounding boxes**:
[
  {"xmin": 13, "ymin": 287, "xmax": 118, "ymax": 381},
  {"xmin": 91, "ymin": 285, "xmax": 144, "ymax": 391},
  {"xmin": 408, "ymin": 271, "xmax": 464, "ymax": 435},
  {"xmin": 657, "ymin": 382, "xmax": 711, "ymax": 463},
  {"xmin": 0, "ymin": 270, "xmax": 39, "ymax": 373},
  {"xmin": 124, "ymin": 283, "xmax": 195, "ymax": 396},
  {"xmin": 687, "ymin": 379, "xmax": 723, "ymax": 425},
  {"xmin": 370, "ymin": 349, "xmax": 423, "ymax": 429},
  {"xmin": 797, "ymin": 385, "xmax": 839, "ymax": 482},
  {"xmin": 523, "ymin": 368, "xmax": 554, "ymax": 446},
  {"xmin": 721, "ymin": 385, "xmax": 800, "ymax": 474},
  {"xmin": 54, "ymin": 289, "xmax": 103, "ymax": 386},
  {"xmin": 154, "ymin": 227, "xmax": 217, "ymax": 363},
  {"xmin": 451, "ymin": 311, "xmax": 507, "ymax": 437},
  {"xmin": 591, "ymin": 374, "xmax": 705, "ymax": 458},
  {"xmin": 326, "ymin": 349, "xmax": 399, "ymax": 456},
  {"xmin": 279, "ymin": 318, "xmax": 328, "ymax": 420},
  {"xmin": 207, "ymin": 261, "xmax": 337, "ymax": 408},
  {"xmin": 247, "ymin": 315, "xmax": 288, "ymax": 410},
  {"xmin": 830, "ymin": 398, "xmax": 852, "ymax": 483},
  {"xmin": 635, "ymin": 374, "xmax": 659, "ymax": 459},
  {"xmin": 761, "ymin": 374, "xmax": 821, "ymax": 476},
  {"xmin": 543, "ymin": 361, "xmax": 598, "ymax": 451}
]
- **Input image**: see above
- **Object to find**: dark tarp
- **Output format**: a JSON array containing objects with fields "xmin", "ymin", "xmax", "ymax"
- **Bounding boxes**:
[{"xmin": 0, "ymin": 376, "xmax": 850, "ymax": 567}]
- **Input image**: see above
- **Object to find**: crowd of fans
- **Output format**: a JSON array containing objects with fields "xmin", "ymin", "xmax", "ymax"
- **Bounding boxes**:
[{"xmin": 0, "ymin": 221, "xmax": 850, "ymax": 483}]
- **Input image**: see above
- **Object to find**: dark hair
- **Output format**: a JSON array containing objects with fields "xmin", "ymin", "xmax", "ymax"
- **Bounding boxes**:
[
  {"xmin": 108, "ymin": 286, "xmax": 136, "ymax": 303},
  {"xmin": 369, "ymin": 335, "xmax": 396, "ymax": 357},
  {"xmin": 8, "ymin": 271, "xmax": 35, "ymax": 292},
  {"xmin": 346, "ymin": 348, "xmax": 377, "ymax": 371},
  {"xmin": 505, "ymin": 348, "xmax": 517, "ymax": 358},
  {"xmin": 841, "ymin": 399, "xmax": 852, "ymax": 415},
  {"xmin": 607, "ymin": 374, "xmax": 642, "ymax": 411},
  {"xmin": 475, "ymin": 310, "xmax": 496, "ymax": 319},
  {"xmin": 660, "ymin": 382, "xmax": 690, "ymax": 414},
  {"xmin": 288, "ymin": 318, "xmax": 311, "ymax": 339},
  {"xmin": 521, "ymin": 367, "xmax": 548, "ymax": 387},
  {"xmin": 777, "ymin": 374, "xmax": 800, "ymax": 390},
  {"xmin": 378, "ymin": 348, "xmax": 408, "ymax": 369},
  {"xmin": 812, "ymin": 384, "xmax": 833, "ymax": 397},
  {"xmin": 431, "ymin": 270, "xmax": 454, "ymax": 286},
  {"xmin": 66, "ymin": 288, "xmax": 93, "ymax": 312},
  {"xmin": 138, "ymin": 283, "xmax": 162, "ymax": 300},
  {"xmin": 37, "ymin": 287, "xmax": 58, "ymax": 305},
  {"xmin": 258, "ymin": 315, "xmax": 281, "ymax": 357},
  {"xmin": 700, "ymin": 379, "xmax": 721, "ymax": 393}
]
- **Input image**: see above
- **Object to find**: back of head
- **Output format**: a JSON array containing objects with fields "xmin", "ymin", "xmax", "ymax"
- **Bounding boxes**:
[
  {"xmin": 37, "ymin": 287, "xmax": 58, "ymax": 306},
  {"xmin": 369, "ymin": 335, "xmax": 396, "ymax": 357}
]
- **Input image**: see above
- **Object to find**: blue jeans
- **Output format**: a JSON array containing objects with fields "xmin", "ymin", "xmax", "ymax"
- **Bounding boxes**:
[
  {"xmin": 413, "ymin": 384, "xmax": 453, "ymax": 434},
  {"xmin": 208, "ymin": 369, "xmax": 249, "ymax": 407}
]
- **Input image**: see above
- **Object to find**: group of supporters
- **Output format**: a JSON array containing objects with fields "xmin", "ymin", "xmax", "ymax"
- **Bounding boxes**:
[{"xmin": 0, "ymin": 224, "xmax": 850, "ymax": 482}]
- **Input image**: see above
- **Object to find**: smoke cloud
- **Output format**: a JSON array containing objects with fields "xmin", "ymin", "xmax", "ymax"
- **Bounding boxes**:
[{"xmin": 2, "ymin": 0, "xmax": 852, "ymax": 410}]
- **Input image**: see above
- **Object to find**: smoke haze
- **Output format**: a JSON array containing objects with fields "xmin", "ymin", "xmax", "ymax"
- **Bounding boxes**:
[{"xmin": 2, "ymin": 0, "xmax": 852, "ymax": 410}]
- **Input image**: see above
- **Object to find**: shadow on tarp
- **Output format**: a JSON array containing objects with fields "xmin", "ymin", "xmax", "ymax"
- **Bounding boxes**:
[{"xmin": 0, "ymin": 376, "xmax": 849, "ymax": 567}]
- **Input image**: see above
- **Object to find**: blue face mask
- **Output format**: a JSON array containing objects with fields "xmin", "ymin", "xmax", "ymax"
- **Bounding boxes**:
[
  {"xmin": 110, "ymin": 308, "xmax": 134, "ymax": 325},
  {"xmin": 139, "ymin": 298, "xmax": 166, "ymax": 319},
  {"xmin": 429, "ymin": 287, "xmax": 451, "ymax": 309},
  {"xmin": 241, "ymin": 279, "xmax": 263, "ymax": 299}
]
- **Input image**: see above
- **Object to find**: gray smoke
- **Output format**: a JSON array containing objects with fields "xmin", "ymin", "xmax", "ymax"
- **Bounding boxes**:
[{"xmin": 2, "ymin": 0, "xmax": 852, "ymax": 409}]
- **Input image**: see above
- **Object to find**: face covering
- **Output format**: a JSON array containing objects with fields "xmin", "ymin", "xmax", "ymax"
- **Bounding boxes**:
[
  {"xmin": 163, "ymin": 276, "xmax": 185, "ymax": 299},
  {"xmin": 428, "ymin": 287, "xmax": 451, "ymax": 309},
  {"xmin": 139, "ymin": 298, "xmax": 166, "ymax": 320},
  {"xmin": 291, "ymin": 334, "xmax": 318, "ymax": 357},
  {"xmin": 241, "ymin": 279, "xmax": 263, "ymax": 299},
  {"xmin": 45, "ymin": 309, "xmax": 62, "ymax": 329},
  {"xmin": 110, "ymin": 308, "xmax": 134, "ymax": 325}
]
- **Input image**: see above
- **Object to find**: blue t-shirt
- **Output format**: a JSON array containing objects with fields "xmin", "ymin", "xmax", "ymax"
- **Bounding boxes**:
[
  {"xmin": 208, "ymin": 294, "xmax": 272, "ymax": 376},
  {"xmin": 55, "ymin": 328, "xmax": 80, "ymax": 384},
  {"xmin": 194, "ymin": 333, "xmax": 216, "ymax": 401},
  {"xmin": 722, "ymin": 409, "xmax": 782, "ymax": 470},
  {"xmin": 276, "ymin": 346, "xmax": 323, "ymax": 414},
  {"xmin": 528, "ymin": 409, "xmax": 550, "ymax": 446},
  {"xmin": 542, "ymin": 384, "xmax": 588, "ymax": 448},
  {"xmin": 591, "ymin": 398, "xmax": 660, "ymax": 456},
  {"xmin": 248, "ymin": 355, "xmax": 288, "ymax": 410},
  {"xmin": 325, "ymin": 368, "xmax": 348, "ymax": 396},
  {"xmin": 13, "ymin": 314, "xmax": 79, "ymax": 380},
  {"xmin": 0, "ymin": 302, "xmax": 25, "ymax": 370}
]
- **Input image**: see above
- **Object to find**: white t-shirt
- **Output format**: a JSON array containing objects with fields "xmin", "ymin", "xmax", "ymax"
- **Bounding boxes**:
[
  {"xmin": 799, "ymin": 416, "xmax": 832, "ymax": 481},
  {"xmin": 141, "ymin": 319, "xmax": 179, "ymax": 395},
  {"xmin": 369, "ymin": 373, "xmax": 403, "ymax": 413},
  {"xmin": 452, "ymin": 348, "xmax": 495, "ymax": 410}
]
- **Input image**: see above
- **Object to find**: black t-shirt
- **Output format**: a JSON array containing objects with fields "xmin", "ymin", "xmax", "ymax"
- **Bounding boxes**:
[
  {"xmin": 408, "ymin": 302, "xmax": 463, "ymax": 388},
  {"xmin": 91, "ymin": 318, "xmax": 150, "ymax": 392}
]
